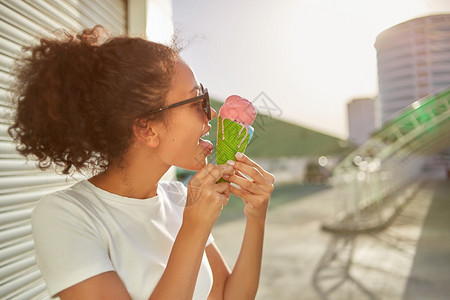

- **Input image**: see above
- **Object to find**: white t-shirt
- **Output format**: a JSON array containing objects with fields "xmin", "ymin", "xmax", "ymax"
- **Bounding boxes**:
[{"xmin": 31, "ymin": 180, "xmax": 213, "ymax": 300}]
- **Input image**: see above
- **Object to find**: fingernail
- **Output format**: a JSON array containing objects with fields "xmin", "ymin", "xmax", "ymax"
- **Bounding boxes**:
[
  {"xmin": 236, "ymin": 152, "xmax": 243, "ymax": 159},
  {"xmin": 230, "ymin": 182, "xmax": 240, "ymax": 189},
  {"xmin": 226, "ymin": 160, "xmax": 235, "ymax": 166},
  {"xmin": 222, "ymin": 174, "xmax": 230, "ymax": 179}
]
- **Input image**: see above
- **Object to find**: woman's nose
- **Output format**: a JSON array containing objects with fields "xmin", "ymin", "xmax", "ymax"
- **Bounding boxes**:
[{"xmin": 210, "ymin": 106, "xmax": 217, "ymax": 119}]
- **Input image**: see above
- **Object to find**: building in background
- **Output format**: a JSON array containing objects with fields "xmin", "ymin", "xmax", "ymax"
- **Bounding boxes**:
[
  {"xmin": 128, "ymin": 0, "xmax": 174, "ymax": 44},
  {"xmin": 375, "ymin": 14, "xmax": 450, "ymax": 124},
  {"xmin": 347, "ymin": 97, "xmax": 376, "ymax": 145}
]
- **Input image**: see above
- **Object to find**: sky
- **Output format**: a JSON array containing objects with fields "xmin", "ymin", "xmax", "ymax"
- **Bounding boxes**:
[{"xmin": 172, "ymin": 0, "xmax": 450, "ymax": 139}]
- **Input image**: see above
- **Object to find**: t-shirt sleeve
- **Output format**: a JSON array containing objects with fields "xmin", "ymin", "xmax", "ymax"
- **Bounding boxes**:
[{"xmin": 32, "ymin": 194, "xmax": 114, "ymax": 298}]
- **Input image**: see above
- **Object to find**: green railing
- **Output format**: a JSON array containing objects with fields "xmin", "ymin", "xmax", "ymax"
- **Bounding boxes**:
[{"xmin": 323, "ymin": 87, "xmax": 450, "ymax": 233}]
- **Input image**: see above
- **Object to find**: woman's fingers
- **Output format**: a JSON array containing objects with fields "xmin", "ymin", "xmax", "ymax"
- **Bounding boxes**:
[
  {"xmin": 221, "ymin": 154, "xmax": 274, "ymax": 220},
  {"xmin": 227, "ymin": 173, "xmax": 261, "ymax": 194},
  {"xmin": 229, "ymin": 182, "xmax": 251, "ymax": 199},
  {"xmin": 228, "ymin": 160, "xmax": 266, "ymax": 186},
  {"xmin": 187, "ymin": 164, "xmax": 232, "ymax": 210},
  {"xmin": 235, "ymin": 152, "xmax": 275, "ymax": 184},
  {"xmin": 194, "ymin": 163, "xmax": 215, "ymax": 180},
  {"xmin": 211, "ymin": 164, "xmax": 234, "ymax": 183},
  {"xmin": 225, "ymin": 154, "xmax": 275, "ymax": 198},
  {"xmin": 219, "ymin": 193, "xmax": 229, "ymax": 206},
  {"xmin": 214, "ymin": 182, "xmax": 229, "ymax": 192},
  {"xmin": 192, "ymin": 163, "xmax": 234, "ymax": 185},
  {"xmin": 214, "ymin": 182, "xmax": 230, "ymax": 198},
  {"xmin": 229, "ymin": 185, "xmax": 266, "ymax": 211},
  {"xmin": 234, "ymin": 170, "xmax": 247, "ymax": 179}
]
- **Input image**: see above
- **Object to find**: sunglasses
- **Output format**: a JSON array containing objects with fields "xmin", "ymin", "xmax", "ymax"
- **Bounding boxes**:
[{"xmin": 141, "ymin": 84, "xmax": 211, "ymax": 120}]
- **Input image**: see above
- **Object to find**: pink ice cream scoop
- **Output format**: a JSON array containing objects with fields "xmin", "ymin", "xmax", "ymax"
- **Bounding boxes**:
[{"xmin": 218, "ymin": 95, "xmax": 256, "ymax": 125}]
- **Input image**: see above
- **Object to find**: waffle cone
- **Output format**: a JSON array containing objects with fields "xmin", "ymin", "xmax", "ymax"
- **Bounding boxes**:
[{"xmin": 216, "ymin": 116, "xmax": 252, "ymax": 165}]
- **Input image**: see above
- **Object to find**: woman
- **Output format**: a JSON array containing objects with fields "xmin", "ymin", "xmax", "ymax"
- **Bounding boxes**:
[{"xmin": 9, "ymin": 26, "xmax": 274, "ymax": 300}]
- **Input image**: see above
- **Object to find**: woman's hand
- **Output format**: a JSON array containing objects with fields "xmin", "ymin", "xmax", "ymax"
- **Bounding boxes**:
[
  {"xmin": 224, "ymin": 152, "xmax": 274, "ymax": 221},
  {"xmin": 184, "ymin": 163, "xmax": 234, "ymax": 229}
]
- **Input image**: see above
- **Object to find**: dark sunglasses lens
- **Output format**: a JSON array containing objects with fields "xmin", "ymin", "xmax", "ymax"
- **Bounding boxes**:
[
  {"xmin": 202, "ymin": 97, "xmax": 211, "ymax": 120},
  {"xmin": 199, "ymin": 85, "xmax": 211, "ymax": 120}
]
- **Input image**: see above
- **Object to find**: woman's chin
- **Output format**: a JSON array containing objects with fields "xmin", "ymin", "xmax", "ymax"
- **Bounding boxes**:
[{"xmin": 176, "ymin": 157, "xmax": 207, "ymax": 171}]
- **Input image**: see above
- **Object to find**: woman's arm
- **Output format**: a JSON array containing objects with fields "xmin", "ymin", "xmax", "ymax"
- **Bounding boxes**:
[
  {"xmin": 149, "ymin": 220, "xmax": 213, "ymax": 299},
  {"xmin": 208, "ymin": 153, "xmax": 274, "ymax": 300},
  {"xmin": 206, "ymin": 219, "xmax": 265, "ymax": 300},
  {"xmin": 223, "ymin": 218, "xmax": 265, "ymax": 300},
  {"xmin": 206, "ymin": 242, "xmax": 231, "ymax": 300}
]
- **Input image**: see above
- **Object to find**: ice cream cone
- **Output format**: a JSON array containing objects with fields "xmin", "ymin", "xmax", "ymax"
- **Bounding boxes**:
[{"xmin": 216, "ymin": 116, "xmax": 253, "ymax": 165}]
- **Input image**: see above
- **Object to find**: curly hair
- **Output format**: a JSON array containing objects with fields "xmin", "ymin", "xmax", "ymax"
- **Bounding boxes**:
[{"xmin": 8, "ymin": 26, "xmax": 179, "ymax": 174}]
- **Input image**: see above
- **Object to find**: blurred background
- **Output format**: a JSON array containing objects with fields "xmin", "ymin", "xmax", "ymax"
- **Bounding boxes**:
[{"xmin": 0, "ymin": 0, "xmax": 449, "ymax": 299}]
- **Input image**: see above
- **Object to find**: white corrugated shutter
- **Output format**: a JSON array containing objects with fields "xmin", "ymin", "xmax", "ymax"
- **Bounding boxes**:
[{"xmin": 0, "ymin": 1, "xmax": 127, "ymax": 298}]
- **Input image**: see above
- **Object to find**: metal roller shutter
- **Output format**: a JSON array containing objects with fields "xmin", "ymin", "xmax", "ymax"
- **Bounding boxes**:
[{"xmin": 0, "ymin": 1, "xmax": 127, "ymax": 298}]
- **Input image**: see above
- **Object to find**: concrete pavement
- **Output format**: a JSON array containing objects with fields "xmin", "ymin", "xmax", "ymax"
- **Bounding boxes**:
[{"xmin": 403, "ymin": 179, "xmax": 450, "ymax": 300}]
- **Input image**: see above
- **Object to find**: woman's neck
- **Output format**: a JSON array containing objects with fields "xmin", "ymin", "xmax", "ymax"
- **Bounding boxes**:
[{"xmin": 89, "ymin": 153, "xmax": 171, "ymax": 200}]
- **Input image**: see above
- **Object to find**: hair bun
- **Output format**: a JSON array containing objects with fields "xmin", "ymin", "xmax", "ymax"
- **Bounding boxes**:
[
  {"xmin": 53, "ymin": 25, "xmax": 109, "ymax": 46},
  {"xmin": 76, "ymin": 25, "xmax": 109, "ymax": 46}
]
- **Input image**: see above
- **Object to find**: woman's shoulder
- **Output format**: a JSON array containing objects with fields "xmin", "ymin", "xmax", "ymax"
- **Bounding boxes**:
[
  {"xmin": 36, "ymin": 179, "xmax": 90, "ymax": 201},
  {"xmin": 32, "ymin": 180, "xmax": 96, "ymax": 221}
]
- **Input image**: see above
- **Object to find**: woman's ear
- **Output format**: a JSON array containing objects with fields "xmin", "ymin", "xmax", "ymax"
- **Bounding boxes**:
[{"xmin": 132, "ymin": 119, "xmax": 160, "ymax": 147}]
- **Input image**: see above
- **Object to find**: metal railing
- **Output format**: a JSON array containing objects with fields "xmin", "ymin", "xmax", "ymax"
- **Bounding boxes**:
[{"xmin": 323, "ymin": 87, "xmax": 450, "ymax": 233}]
